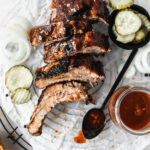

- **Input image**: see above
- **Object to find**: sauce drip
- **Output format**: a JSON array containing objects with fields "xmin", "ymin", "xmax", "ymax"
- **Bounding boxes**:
[
  {"xmin": 0, "ymin": 138, "xmax": 5, "ymax": 150},
  {"xmin": 73, "ymin": 130, "xmax": 86, "ymax": 144},
  {"xmin": 120, "ymin": 91, "xmax": 150, "ymax": 130},
  {"xmin": 50, "ymin": 2, "xmax": 56, "ymax": 9}
]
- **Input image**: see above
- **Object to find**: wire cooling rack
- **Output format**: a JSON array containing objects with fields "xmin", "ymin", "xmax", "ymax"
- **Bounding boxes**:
[{"xmin": 0, "ymin": 106, "xmax": 32, "ymax": 150}]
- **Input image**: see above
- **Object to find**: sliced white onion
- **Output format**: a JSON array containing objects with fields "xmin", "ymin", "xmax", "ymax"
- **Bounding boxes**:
[
  {"xmin": 7, "ymin": 17, "xmax": 32, "ymax": 34},
  {"xmin": 141, "ymin": 47, "xmax": 150, "ymax": 72},
  {"xmin": 2, "ymin": 36, "xmax": 26, "ymax": 61},
  {"xmin": 0, "ymin": 26, "xmax": 27, "ymax": 41},
  {"xmin": 7, "ymin": 25, "xmax": 28, "ymax": 40},
  {"xmin": 0, "ymin": 35, "xmax": 31, "ymax": 66},
  {"xmin": 13, "ymin": 40, "xmax": 31, "ymax": 64},
  {"xmin": 118, "ymin": 63, "xmax": 136, "ymax": 78},
  {"xmin": 14, "ymin": 41, "xmax": 27, "ymax": 61},
  {"xmin": 134, "ymin": 50, "xmax": 150, "ymax": 73}
]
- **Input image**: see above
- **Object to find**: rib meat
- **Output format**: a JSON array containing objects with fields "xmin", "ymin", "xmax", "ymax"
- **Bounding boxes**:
[
  {"xmin": 30, "ymin": 20, "xmax": 92, "ymax": 47},
  {"xmin": 28, "ymin": 81, "xmax": 94, "ymax": 136},
  {"xmin": 29, "ymin": 23, "xmax": 70, "ymax": 47},
  {"xmin": 35, "ymin": 55, "xmax": 105, "ymax": 89},
  {"xmin": 44, "ymin": 31, "xmax": 111, "ymax": 64},
  {"xmin": 85, "ymin": 0, "xmax": 109, "ymax": 25},
  {"xmin": 50, "ymin": 0, "xmax": 88, "ymax": 23},
  {"xmin": 50, "ymin": 0, "xmax": 109, "ymax": 25}
]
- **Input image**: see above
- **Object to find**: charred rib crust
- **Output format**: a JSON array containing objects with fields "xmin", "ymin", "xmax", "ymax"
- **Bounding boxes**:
[
  {"xmin": 36, "ymin": 55, "xmax": 104, "ymax": 81},
  {"xmin": 36, "ymin": 58, "xmax": 69, "ymax": 80},
  {"xmin": 51, "ymin": 0, "xmax": 88, "ymax": 22},
  {"xmin": 83, "ymin": 31, "xmax": 110, "ymax": 51},
  {"xmin": 67, "ymin": 3, "xmax": 90, "ymax": 21},
  {"xmin": 30, "ymin": 20, "xmax": 92, "ymax": 47},
  {"xmin": 30, "ymin": 23, "xmax": 72, "ymax": 46},
  {"xmin": 44, "ymin": 31, "xmax": 111, "ymax": 64},
  {"xmin": 50, "ymin": 0, "xmax": 109, "ymax": 24}
]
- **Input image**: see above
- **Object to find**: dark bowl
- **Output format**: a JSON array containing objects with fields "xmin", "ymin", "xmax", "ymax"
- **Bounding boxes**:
[{"xmin": 108, "ymin": 4, "xmax": 150, "ymax": 50}]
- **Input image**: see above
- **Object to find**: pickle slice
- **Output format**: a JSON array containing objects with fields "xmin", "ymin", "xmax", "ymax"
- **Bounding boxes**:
[
  {"xmin": 5, "ymin": 65, "xmax": 33, "ymax": 92},
  {"xmin": 113, "ymin": 25, "xmax": 135, "ymax": 44},
  {"xmin": 11, "ymin": 88, "xmax": 31, "ymax": 104},
  {"xmin": 115, "ymin": 9, "xmax": 142, "ymax": 36},
  {"xmin": 109, "ymin": 0, "xmax": 134, "ymax": 9},
  {"xmin": 136, "ymin": 12, "xmax": 150, "ymax": 31},
  {"xmin": 135, "ymin": 29, "xmax": 146, "ymax": 42}
]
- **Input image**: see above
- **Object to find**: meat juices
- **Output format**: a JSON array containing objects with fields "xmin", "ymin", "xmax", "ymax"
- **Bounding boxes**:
[{"xmin": 109, "ymin": 86, "xmax": 150, "ymax": 133}]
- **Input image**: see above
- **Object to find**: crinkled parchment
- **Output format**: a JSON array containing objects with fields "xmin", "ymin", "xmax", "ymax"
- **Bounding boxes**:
[{"xmin": 0, "ymin": 0, "xmax": 150, "ymax": 150}]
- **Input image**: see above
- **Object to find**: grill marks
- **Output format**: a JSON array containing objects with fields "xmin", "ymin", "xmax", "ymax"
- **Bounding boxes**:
[
  {"xmin": 28, "ymin": 81, "xmax": 94, "ymax": 136},
  {"xmin": 50, "ymin": 0, "xmax": 109, "ymax": 24},
  {"xmin": 35, "ymin": 55, "xmax": 105, "ymax": 89},
  {"xmin": 86, "ymin": 0, "xmax": 109, "ymax": 24},
  {"xmin": 30, "ymin": 20, "xmax": 92, "ymax": 47},
  {"xmin": 36, "ymin": 58, "xmax": 69, "ymax": 81},
  {"xmin": 50, "ymin": 0, "xmax": 89, "ymax": 22},
  {"xmin": 44, "ymin": 31, "xmax": 111, "ymax": 64}
]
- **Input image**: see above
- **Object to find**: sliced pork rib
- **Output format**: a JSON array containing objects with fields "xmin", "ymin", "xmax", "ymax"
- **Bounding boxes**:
[
  {"xmin": 50, "ymin": 0, "xmax": 88, "ymax": 22},
  {"xmin": 29, "ymin": 23, "xmax": 70, "ymax": 47},
  {"xmin": 35, "ymin": 55, "xmax": 105, "ymax": 89},
  {"xmin": 86, "ymin": 0, "xmax": 109, "ymax": 25},
  {"xmin": 50, "ymin": 0, "xmax": 109, "ymax": 24},
  {"xmin": 44, "ymin": 31, "xmax": 111, "ymax": 64},
  {"xmin": 28, "ymin": 81, "xmax": 94, "ymax": 136},
  {"xmin": 30, "ymin": 20, "xmax": 92, "ymax": 47}
]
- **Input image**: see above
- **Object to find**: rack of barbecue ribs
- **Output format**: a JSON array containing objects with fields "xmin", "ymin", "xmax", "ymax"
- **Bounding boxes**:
[{"xmin": 28, "ymin": 0, "xmax": 111, "ymax": 136}]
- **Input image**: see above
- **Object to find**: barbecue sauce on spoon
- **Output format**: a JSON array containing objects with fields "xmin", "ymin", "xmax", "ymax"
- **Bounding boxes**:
[
  {"xmin": 120, "ymin": 91, "xmax": 150, "ymax": 130},
  {"xmin": 87, "ymin": 109, "xmax": 105, "ymax": 129}
]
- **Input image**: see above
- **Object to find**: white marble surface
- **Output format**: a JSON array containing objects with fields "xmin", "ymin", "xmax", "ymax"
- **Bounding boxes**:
[{"xmin": 1, "ymin": 0, "xmax": 150, "ymax": 150}]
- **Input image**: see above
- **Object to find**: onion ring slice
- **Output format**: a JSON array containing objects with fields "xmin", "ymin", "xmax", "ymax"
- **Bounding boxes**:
[
  {"xmin": 7, "ymin": 17, "xmax": 32, "ymax": 33},
  {"xmin": 134, "ymin": 50, "xmax": 150, "ymax": 73},
  {"xmin": 0, "ymin": 36, "xmax": 31, "ymax": 65},
  {"xmin": 141, "ymin": 47, "xmax": 150, "ymax": 71}
]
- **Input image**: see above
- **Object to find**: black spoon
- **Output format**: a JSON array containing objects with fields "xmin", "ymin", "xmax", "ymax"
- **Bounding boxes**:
[{"xmin": 82, "ymin": 4, "xmax": 150, "ymax": 139}]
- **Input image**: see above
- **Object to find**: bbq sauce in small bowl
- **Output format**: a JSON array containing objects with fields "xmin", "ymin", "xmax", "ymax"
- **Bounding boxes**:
[
  {"xmin": 120, "ymin": 91, "xmax": 150, "ymax": 130},
  {"xmin": 109, "ymin": 86, "xmax": 150, "ymax": 135}
]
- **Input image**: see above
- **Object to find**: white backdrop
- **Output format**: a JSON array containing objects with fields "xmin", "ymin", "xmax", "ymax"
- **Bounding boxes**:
[{"xmin": 0, "ymin": 0, "xmax": 150, "ymax": 150}]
